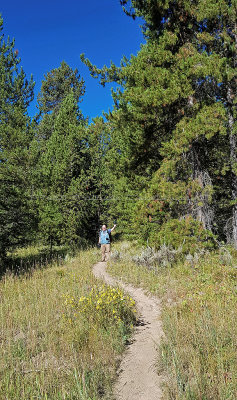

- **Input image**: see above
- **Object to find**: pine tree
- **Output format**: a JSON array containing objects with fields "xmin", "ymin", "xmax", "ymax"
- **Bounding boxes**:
[
  {"xmin": 37, "ymin": 60, "xmax": 85, "ymax": 115},
  {"xmin": 35, "ymin": 61, "xmax": 86, "ymax": 150},
  {"xmin": 86, "ymin": 117, "xmax": 113, "ymax": 231},
  {"xmin": 82, "ymin": 0, "xmax": 236, "ymax": 246},
  {"xmin": 37, "ymin": 92, "xmax": 94, "ymax": 248},
  {"xmin": 0, "ymin": 16, "xmax": 35, "ymax": 266},
  {"xmin": 30, "ymin": 60, "xmax": 93, "ymax": 248}
]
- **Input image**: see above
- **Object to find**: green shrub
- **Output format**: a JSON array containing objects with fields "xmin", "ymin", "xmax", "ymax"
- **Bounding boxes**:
[
  {"xmin": 150, "ymin": 216, "xmax": 216, "ymax": 254},
  {"xmin": 63, "ymin": 284, "xmax": 137, "ymax": 330}
]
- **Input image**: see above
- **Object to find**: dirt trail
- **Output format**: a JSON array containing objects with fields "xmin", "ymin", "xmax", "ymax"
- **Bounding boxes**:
[{"xmin": 93, "ymin": 262, "xmax": 164, "ymax": 400}]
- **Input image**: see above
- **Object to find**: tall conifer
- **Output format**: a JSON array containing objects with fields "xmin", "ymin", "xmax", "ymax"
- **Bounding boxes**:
[
  {"xmin": 0, "ymin": 16, "xmax": 35, "ymax": 265},
  {"xmin": 83, "ymin": 0, "xmax": 237, "ymax": 245}
]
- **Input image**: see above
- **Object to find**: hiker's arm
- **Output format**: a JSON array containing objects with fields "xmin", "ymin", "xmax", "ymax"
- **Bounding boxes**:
[
  {"xmin": 98, "ymin": 232, "xmax": 101, "ymax": 244},
  {"xmin": 110, "ymin": 224, "xmax": 116, "ymax": 232}
]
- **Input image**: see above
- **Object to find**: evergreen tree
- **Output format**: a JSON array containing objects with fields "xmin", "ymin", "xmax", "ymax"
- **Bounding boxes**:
[
  {"xmin": 0, "ymin": 16, "xmax": 35, "ymax": 266},
  {"xmin": 35, "ymin": 61, "xmax": 86, "ymax": 151},
  {"xmin": 86, "ymin": 117, "xmax": 113, "ymax": 231},
  {"xmin": 82, "ymin": 0, "xmax": 237, "ymax": 246},
  {"xmin": 36, "ymin": 92, "xmax": 95, "ymax": 248},
  {"xmin": 37, "ymin": 60, "xmax": 85, "ymax": 115},
  {"xmin": 31, "ymin": 61, "xmax": 93, "ymax": 249}
]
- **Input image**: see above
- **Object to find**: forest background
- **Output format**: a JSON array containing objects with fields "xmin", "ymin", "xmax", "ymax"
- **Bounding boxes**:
[{"xmin": 0, "ymin": 0, "xmax": 237, "ymax": 270}]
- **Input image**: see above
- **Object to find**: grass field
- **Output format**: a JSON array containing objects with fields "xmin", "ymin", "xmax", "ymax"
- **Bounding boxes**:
[
  {"xmin": 1, "ymin": 242, "xmax": 236, "ymax": 399},
  {"xmin": 0, "ymin": 246, "xmax": 136, "ymax": 400},
  {"xmin": 109, "ymin": 242, "xmax": 237, "ymax": 400}
]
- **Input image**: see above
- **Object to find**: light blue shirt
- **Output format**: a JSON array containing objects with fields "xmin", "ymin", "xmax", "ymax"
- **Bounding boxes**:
[{"xmin": 100, "ymin": 229, "xmax": 111, "ymax": 244}]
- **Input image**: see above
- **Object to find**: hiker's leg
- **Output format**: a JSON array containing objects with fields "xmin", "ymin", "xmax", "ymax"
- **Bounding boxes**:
[
  {"xmin": 101, "ymin": 245, "xmax": 106, "ymax": 261},
  {"xmin": 105, "ymin": 244, "xmax": 111, "ymax": 261}
]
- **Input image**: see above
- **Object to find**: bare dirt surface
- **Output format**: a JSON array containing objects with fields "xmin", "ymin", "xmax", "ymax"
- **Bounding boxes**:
[{"xmin": 93, "ymin": 262, "xmax": 164, "ymax": 400}]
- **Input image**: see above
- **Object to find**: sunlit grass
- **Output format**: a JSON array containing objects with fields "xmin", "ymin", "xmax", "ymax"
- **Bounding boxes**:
[
  {"xmin": 0, "ymin": 246, "xmax": 136, "ymax": 400},
  {"xmin": 109, "ymin": 242, "xmax": 237, "ymax": 399}
]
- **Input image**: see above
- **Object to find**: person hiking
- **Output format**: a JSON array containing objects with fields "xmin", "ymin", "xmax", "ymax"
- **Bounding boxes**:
[{"xmin": 99, "ymin": 224, "xmax": 116, "ymax": 262}]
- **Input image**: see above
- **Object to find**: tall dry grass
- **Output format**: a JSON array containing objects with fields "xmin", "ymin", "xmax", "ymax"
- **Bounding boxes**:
[
  {"xmin": 0, "ymin": 246, "xmax": 135, "ymax": 400},
  {"xmin": 109, "ymin": 242, "xmax": 237, "ymax": 399}
]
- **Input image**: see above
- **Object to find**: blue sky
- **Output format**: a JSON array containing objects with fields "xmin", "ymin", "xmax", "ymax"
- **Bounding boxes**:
[{"xmin": 1, "ymin": 0, "xmax": 144, "ymax": 120}]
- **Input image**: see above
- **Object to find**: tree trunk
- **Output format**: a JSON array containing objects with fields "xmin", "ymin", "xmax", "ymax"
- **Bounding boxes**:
[
  {"xmin": 228, "ymin": 87, "xmax": 237, "ymax": 247},
  {"xmin": 0, "ymin": 249, "xmax": 7, "ymax": 275},
  {"xmin": 227, "ymin": 24, "xmax": 237, "ymax": 247},
  {"xmin": 50, "ymin": 235, "xmax": 53, "ymax": 261},
  {"xmin": 190, "ymin": 146, "xmax": 214, "ymax": 231}
]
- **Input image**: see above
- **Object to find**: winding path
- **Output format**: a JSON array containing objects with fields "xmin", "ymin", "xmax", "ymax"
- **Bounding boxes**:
[{"xmin": 93, "ymin": 262, "xmax": 164, "ymax": 400}]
